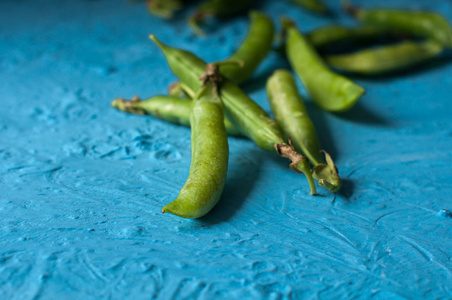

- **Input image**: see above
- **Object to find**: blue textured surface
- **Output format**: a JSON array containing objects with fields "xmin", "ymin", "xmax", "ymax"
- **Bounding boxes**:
[{"xmin": 1, "ymin": 0, "xmax": 452, "ymax": 298}]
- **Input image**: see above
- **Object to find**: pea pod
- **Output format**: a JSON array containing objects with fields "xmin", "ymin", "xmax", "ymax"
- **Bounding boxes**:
[
  {"xmin": 147, "ymin": 0, "xmax": 183, "ymax": 19},
  {"xmin": 283, "ymin": 19, "xmax": 365, "ymax": 112},
  {"xmin": 220, "ymin": 11, "xmax": 274, "ymax": 85},
  {"xmin": 162, "ymin": 81, "xmax": 229, "ymax": 218},
  {"xmin": 189, "ymin": 0, "xmax": 255, "ymax": 35},
  {"xmin": 286, "ymin": 0, "xmax": 327, "ymax": 15},
  {"xmin": 347, "ymin": 5, "xmax": 452, "ymax": 49},
  {"xmin": 171, "ymin": 11, "xmax": 273, "ymax": 95},
  {"xmin": 326, "ymin": 40, "xmax": 444, "ymax": 75},
  {"xmin": 150, "ymin": 35, "xmax": 317, "ymax": 194},
  {"xmin": 111, "ymin": 95, "xmax": 242, "ymax": 136},
  {"xmin": 306, "ymin": 25, "xmax": 393, "ymax": 51},
  {"xmin": 267, "ymin": 70, "xmax": 341, "ymax": 192}
]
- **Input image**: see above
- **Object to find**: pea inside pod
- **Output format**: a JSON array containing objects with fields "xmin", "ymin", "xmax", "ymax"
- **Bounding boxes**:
[
  {"xmin": 283, "ymin": 18, "xmax": 365, "ymax": 112},
  {"xmin": 162, "ymin": 80, "xmax": 229, "ymax": 218}
]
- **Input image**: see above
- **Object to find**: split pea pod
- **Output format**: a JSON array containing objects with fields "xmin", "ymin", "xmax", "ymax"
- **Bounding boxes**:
[
  {"xmin": 267, "ymin": 70, "xmax": 341, "ymax": 192},
  {"xmin": 150, "ymin": 35, "xmax": 317, "ymax": 194},
  {"xmin": 189, "ymin": 0, "xmax": 255, "ymax": 35},
  {"xmin": 111, "ymin": 95, "xmax": 242, "ymax": 136},
  {"xmin": 347, "ymin": 6, "xmax": 452, "ymax": 49},
  {"xmin": 162, "ymin": 81, "xmax": 229, "ymax": 218},
  {"xmin": 283, "ymin": 19, "xmax": 365, "ymax": 112},
  {"xmin": 326, "ymin": 40, "xmax": 444, "ymax": 75},
  {"xmin": 286, "ymin": 0, "xmax": 327, "ymax": 15},
  {"xmin": 220, "ymin": 11, "xmax": 274, "ymax": 85}
]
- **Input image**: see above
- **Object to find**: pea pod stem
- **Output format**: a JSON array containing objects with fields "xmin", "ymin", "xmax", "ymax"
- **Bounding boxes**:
[
  {"xmin": 150, "ymin": 34, "xmax": 316, "ymax": 194},
  {"xmin": 283, "ymin": 18, "xmax": 365, "ymax": 112},
  {"xmin": 326, "ymin": 40, "xmax": 444, "ymax": 75},
  {"xmin": 162, "ymin": 78, "xmax": 229, "ymax": 218},
  {"xmin": 275, "ymin": 139, "xmax": 317, "ymax": 195},
  {"xmin": 111, "ymin": 95, "xmax": 242, "ymax": 136}
]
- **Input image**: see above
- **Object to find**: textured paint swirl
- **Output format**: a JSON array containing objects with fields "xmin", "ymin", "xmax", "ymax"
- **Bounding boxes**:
[{"xmin": 0, "ymin": 0, "xmax": 451, "ymax": 299}]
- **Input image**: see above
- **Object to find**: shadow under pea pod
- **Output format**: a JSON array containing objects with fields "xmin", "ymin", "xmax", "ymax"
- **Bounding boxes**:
[
  {"xmin": 334, "ymin": 178, "xmax": 356, "ymax": 203},
  {"xmin": 331, "ymin": 100, "xmax": 392, "ymax": 127},
  {"xmin": 199, "ymin": 149, "xmax": 263, "ymax": 225}
]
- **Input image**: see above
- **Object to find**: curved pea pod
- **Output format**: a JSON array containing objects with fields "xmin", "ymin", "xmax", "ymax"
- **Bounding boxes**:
[
  {"xmin": 162, "ymin": 81, "xmax": 229, "ymax": 218},
  {"xmin": 189, "ymin": 0, "xmax": 255, "ymax": 35},
  {"xmin": 267, "ymin": 70, "xmax": 341, "ymax": 192},
  {"xmin": 348, "ymin": 6, "xmax": 452, "ymax": 49},
  {"xmin": 283, "ymin": 19, "xmax": 365, "ymax": 112},
  {"xmin": 220, "ymin": 11, "xmax": 274, "ymax": 85},
  {"xmin": 306, "ymin": 25, "xmax": 393, "ymax": 51},
  {"xmin": 147, "ymin": 0, "xmax": 183, "ymax": 19},
  {"xmin": 150, "ymin": 35, "xmax": 317, "ymax": 194},
  {"xmin": 325, "ymin": 40, "xmax": 444, "ymax": 75},
  {"xmin": 111, "ymin": 95, "xmax": 242, "ymax": 136},
  {"xmin": 286, "ymin": 0, "xmax": 327, "ymax": 15}
]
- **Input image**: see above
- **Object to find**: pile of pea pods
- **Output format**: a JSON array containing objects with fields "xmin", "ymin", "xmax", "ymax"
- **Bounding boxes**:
[{"xmin": 113, "ymin": 0, "xmax": 452, "ymax": 218}]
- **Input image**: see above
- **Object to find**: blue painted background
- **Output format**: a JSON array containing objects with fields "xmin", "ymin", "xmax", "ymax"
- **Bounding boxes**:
[{"xmin": 1, "ymin": 0, "xmax": 451, "ymax": 298}]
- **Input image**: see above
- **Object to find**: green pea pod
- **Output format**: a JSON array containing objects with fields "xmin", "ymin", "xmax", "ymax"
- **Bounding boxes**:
[
  {"xmin": 286, "ymin": 0, "xmax": 327, "ymax": 15},
  {"xmin": 171, "ymin": 11, "xmax": 273, "ymax": 93},
  {"xmin": 348, "ymin": 6, "xmax": 452, "ymax": 49},
  {"xmin": 283, "ymin": 19, "xmax": 365, "ymax": 112},
  {"xmin": 306, "ymin": 25, "xmax": 393, "ymax": 51},
  {"xmin": 220, "ymin": 11, "xmax": 274, "ymax": 85},
  {"xmin": 111, "ymin": 95, "xmax": 242, "ymax": 136},
  {"xmin": 150, "ymin": 35, "xmax": 317, "ymax": 195},
  {"xmin": 162, "ymin": 81, "xmax": 229, "ymax": 218},
  {"xmin": 325, "ymin": 40, "xmax": 444, "ymax": 75},
  {"xmin": 189, "ymin": 0, "xmax": 255, "ymax": 35},
  {"xmin": 147, "ymin": 0, "xmax": 183, "ymax": 19},
  {"xmin": 150, "ymin": 34, "xmax": 282, "ymax": 151},
  {"xmin": 267, "ymin": 70, "xmax": 341, "ymax": 192}
]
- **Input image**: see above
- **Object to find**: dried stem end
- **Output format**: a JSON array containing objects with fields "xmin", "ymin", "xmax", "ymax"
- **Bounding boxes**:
[{"xmin": 275, "ymin": 139, "xmax": 317, "ymax": 195}]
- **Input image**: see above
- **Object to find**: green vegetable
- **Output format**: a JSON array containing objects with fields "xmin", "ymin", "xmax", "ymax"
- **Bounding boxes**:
[
  {"xmin": 267, "ymin": 70, "xmax": 341, "ymax": 192},
  {"xmin": 147, "ymin": 0, "xmax": 183, "ymax": 19},
  {"xmin": 326, "ymin": 40, "xmax": 444, "ymax": 75},
  {"xmin": 111, "ymin": 95, "xmax": 242, "ymax": 136},
  {"xmin": 347, "ymin": 5, "xmax": 452, "ymax": 49},
  {"xmin": 307, "ymin": 25, "xmax": 393, "ymax": 51},
  {"xmin": 220, "ymin": 11, "xmax": 274, "ymax": 85},
  {"xmin": 150, "ymin": 35, "xmax": 317, "ymax": 194},
  {"xmin": 188, "ymin": 0, "xmax": 255, "ymax": 35},
  {"xmin": 162, "ymin": 80, "xmax": 229, "ymax": 218},
  {"xmin": 283, "ymin": 19, "xmax": 365, "ymax": 112},
  {"xmin": 286, "ymin": 0, "xmax": 327, "ymax": 14}
]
